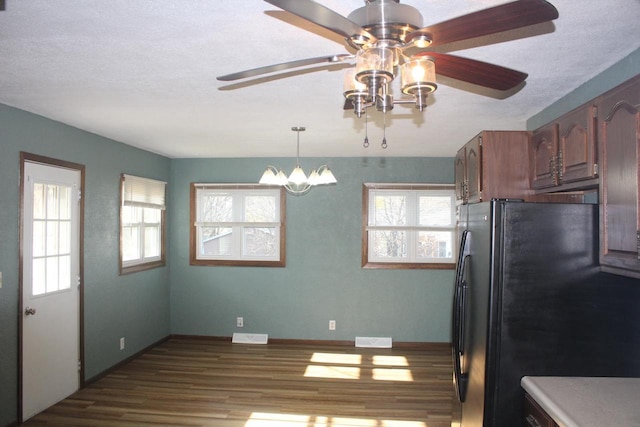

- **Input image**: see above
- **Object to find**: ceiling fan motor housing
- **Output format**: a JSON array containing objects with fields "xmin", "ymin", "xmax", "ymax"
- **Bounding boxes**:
[{"xmin": 348, "ymin": 0, "xmax": 424, "ymax": 46}]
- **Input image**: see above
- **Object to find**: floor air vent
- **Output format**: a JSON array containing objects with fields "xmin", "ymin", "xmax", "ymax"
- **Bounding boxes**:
[
  {"xmin": 355, "ymin": 336, "xmax": 392, "ymax": 348},
  {"xmin": 232, "ymin": 333, "xmax": 269, "ymax": 344}
]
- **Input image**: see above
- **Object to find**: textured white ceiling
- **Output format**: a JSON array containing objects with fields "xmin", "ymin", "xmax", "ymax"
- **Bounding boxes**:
[{"xmin": 1, "ymin": 0, "xmax": 639, "ymax": 158}]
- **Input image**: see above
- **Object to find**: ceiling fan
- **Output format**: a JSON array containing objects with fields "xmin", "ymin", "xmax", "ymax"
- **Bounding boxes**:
[{"xmin": 217, "ymin": 0, "xmax": 558, "ymax": 115}]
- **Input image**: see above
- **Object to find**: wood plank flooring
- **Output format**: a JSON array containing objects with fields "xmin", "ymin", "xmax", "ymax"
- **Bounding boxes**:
[{"xmin": 23, "ymin": 337, "xmax": 453, "ymax": 427}]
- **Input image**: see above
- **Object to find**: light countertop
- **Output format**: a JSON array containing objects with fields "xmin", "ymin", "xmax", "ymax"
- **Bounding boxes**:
[{"xmin": 521, "ymin": 376, "xmax": 640, "ymax": 427}]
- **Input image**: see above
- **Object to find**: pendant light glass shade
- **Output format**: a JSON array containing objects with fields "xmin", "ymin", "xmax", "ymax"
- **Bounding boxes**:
[
  {"xmin": 343, "ymin": 68, "xmax": 367, "ymax": 96},
  {"xmin": 355, "ymin": 47, "xmax": 394, "ymax": 83},
  {"xmin": 400, "ymin": 57, "xmax": 437, "ymax": 95}
]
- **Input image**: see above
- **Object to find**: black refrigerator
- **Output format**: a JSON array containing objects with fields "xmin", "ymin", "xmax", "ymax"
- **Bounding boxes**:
[{"xmin": 451, "ymin": 200, "xmax": 640, "ymax": 427}]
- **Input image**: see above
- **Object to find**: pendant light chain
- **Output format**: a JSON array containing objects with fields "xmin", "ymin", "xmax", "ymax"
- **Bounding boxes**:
[
  {"xmin": 381, "ymin": 111, "xmax": 388, "ymax": 149},
  {"xmin": 363, "ymin": 113, "xmax": 369, "ymax": 148}
]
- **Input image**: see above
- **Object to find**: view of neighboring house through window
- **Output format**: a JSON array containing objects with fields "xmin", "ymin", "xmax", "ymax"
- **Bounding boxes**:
[
  {"xmin": 190, "ymin": 184, "xmax": 286, "ymax": 267},
  {"xmin": 362, "ymin": 183, "xmax": 456, "ymax": 269},
  {"xmin": 120, "ymin": 174, "xmax": 166, "ymax": 274}
]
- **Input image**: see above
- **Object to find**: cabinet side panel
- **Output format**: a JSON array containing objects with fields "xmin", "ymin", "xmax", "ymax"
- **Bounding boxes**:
[
  {"xmin": 598, "ymin": 75, "xmax": 640, "ymax": 276},
  {"xmin": 481, "ymin": 131, "xmax": 532, "ymax": 200}
]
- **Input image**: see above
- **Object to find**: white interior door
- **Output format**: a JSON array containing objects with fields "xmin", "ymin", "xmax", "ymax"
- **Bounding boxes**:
[{"xmin": 21, "ymin": 161, "xmax": 81, "ymax": 421}]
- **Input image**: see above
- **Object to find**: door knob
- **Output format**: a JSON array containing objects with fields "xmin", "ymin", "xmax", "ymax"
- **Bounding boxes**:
[{"xmin": 24, "ymin": 306, "xmax": 36, "ymax": 316}]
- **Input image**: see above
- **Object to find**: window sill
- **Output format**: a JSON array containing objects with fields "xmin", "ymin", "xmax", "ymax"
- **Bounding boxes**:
[
  {"xmin": 120, "ymin": 260, "xmax": 166, "ymax": 275},
  {"xmin": 362, "ymin": 261, "xmax": 455, "ymax": 270}
]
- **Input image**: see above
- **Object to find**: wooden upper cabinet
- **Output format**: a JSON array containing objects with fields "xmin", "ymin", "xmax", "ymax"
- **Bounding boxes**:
[
  {"xmin": 530, "ymin": 104, "xmax": 597, "ymax": 189},
  {"xmin": 558, "ymin": 105, "xmax": 598, "ymax": 183},
  {"xmin": 530, "ymin": 123, "xmax": 559, "ymax": 189},
  {"xmin": 455, "ymin": 131, "xmax": 531, "ymax": 204},
  {"xmin": 598, "ymin": 75, "xmax": 640, "ymax": 277}
]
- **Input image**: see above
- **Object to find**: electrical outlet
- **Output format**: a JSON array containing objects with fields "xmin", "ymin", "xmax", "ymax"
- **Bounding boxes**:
[
  {"xmin": 237, "ymin": 317, "xmax": 244, "ymax": 328},
  {"xmin": 120, "ymin": 337, "xmax": 125, "ymax": 350},
  {"xmin": 329, "ymin": 320, "xmax": 336, "ymax": 330}
]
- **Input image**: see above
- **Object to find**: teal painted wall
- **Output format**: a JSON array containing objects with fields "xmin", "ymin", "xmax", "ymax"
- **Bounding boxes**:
[
  {"xmin": 168, "ymin": 157, "xmax": 455, "ymax": 342},
  {"xmin": 0, "ymin": 104, "xmax": 171, "ymax": 426},
  {"xmin": 527, "ymin": 47, "xmax": 640, "ymax": 130}
]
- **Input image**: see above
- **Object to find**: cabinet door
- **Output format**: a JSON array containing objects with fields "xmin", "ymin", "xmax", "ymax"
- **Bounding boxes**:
[
  {"xmin": 530, "ymin": 123, "xmax": 559, "ymax": 189},
  {"xmin": 465, "ymin": 136, "xmax": 482, "ymax": 203},
  {"xmin": 454, "ymin": 146, "xmax": 467, "ymax": 203},
  {"xmin": 599, "ymin": 76, "xmax": 640, "ymax": 276},
  {"xmin": 558, "ymin": 104, "xmax": 597, "ymax": 183},
  {"xmin": 524, "ymin": 394, "xmax": 559, "ymax": 427}
]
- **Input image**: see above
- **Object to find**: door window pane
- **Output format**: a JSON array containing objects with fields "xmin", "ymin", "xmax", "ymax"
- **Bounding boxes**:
[
  {"xmin": 33, "ymin": 221, "xmax": 46, "ymax": 257},
  {"xmin": 59, "ymin": 255, "xmax": 71, "ymax": 290},
  {"xmin": 46, "ymin": 256, "xmax": 59, "ymax": 293},
  {"xmin": 46, "ymin": 185, "xmax": 59, "ymax": 220},
  {"xmin": 32, "ymin": 258, "xmax": 46, "ymax": 296}
]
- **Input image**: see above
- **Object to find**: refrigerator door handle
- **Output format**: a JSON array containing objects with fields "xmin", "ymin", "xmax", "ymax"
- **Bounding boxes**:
[
  {"xmin": 452, "ymin": 231, "xmax": 468, "ymax": 357},
  {"xmin": 459, "ymin": 273, "xmax": 468, "ymax": 356},
  {"xmin": 452, "ymin": 230, "xmax": 470, "ymax": 403}
]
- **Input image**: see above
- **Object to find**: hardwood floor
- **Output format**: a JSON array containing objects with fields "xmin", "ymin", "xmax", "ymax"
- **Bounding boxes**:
[{"xmin": 23, "ymin": 337, "xmax": 453, "ymax": 426}]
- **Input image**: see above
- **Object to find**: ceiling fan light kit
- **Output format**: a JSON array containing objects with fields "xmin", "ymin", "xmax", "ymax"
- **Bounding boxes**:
[
  {"xmin": 218, "ymin": 0, "xmax": 559, "ymax": 148},
  {"xmin": 259, "ymin": 127, "xmax": 337, "ymax": 196}
]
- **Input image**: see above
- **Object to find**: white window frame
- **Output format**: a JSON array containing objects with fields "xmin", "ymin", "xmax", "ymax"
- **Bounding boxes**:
[
  {"xmin": 362, "ymin": 183, "xmax": 456, "ymax": 269},
  {"xmin": 119, "ymin": 174, "xmax": 166, "ymax": 274},
  {"xmin": 190, "ymin": 184, "xmax": 286, "ymax": 267}
]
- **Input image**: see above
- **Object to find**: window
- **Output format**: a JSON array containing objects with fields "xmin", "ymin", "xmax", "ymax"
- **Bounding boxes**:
[
  {"xmin": 362, "ymin": 183, "xmax": 456, "ymax": 269},
  {"xmin": 190, "ymin": 184, "xmax": 286, "ymax": 267},
  {"xmin": 120, "ymin": 174, "xmax": 166, "ymax": 274}
]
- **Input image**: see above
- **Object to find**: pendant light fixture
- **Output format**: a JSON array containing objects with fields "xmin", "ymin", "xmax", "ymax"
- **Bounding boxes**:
[{"xmin": 259, "ymin": 127, "xmax": 337, "ymax": 196}]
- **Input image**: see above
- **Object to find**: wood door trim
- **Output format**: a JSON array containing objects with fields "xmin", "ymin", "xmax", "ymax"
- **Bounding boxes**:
[{"xmin": 18, "ymin": 152, "xmax": 86, "ymax": 423}]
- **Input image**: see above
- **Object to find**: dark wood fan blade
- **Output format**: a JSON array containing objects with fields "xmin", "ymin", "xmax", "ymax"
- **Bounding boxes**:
[
  {"xmin": 0, "ymin": 1, "xmax": 5, "ymax": 11},
  {"xmin": 265, "ymin": 0, "xmax": 376, "ymax": 42},
  {"xmin": 407, "ymin": 0, "xmax": 558, "ymax": 46},
  {"xmin": 217, "ymin": 54, "xmax": 353, "ymax": 81},
  {"xmin": 424, "ymin": 52, "xmax": 528, "ymax": 90}
]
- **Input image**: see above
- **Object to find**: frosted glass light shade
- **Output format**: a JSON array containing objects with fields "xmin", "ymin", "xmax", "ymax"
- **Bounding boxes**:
[
  {"xmin": 259, "ymin": 168, "xmax": 278, "ymax": 185},
  {"xmin": 288, "ymin": 166, "xmax": 308, "ymax": 185},
  {"xmin": 319, "ymin": 167, "xmax": 337, "ymax": 184}
]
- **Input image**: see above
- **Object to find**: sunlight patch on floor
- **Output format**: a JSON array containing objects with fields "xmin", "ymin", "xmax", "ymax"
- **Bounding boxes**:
[
  {"xmin": 311, "ymin": 353, "xmax": 363, "ymax": 365},
  {"xmin": 246, "ymin": 412, "xmax": 428, "ymax": 427},
  {"xmin": 372, "ymin": 368, "xmax": 414, "ymax": 382},
  {"xmin": 372, "ymin": 355, "xmax": 409, "ymax": 366},
  {"xmin": 246, "ymin": 412, "xmax": 309, "ymax": 426},
  {"xmin": 305, "ymin": 353, "xmax": 414, "ymax": 381},
  {"xmin": 304, "ymin": 365, "xmax": 361, "ymax": 379}
]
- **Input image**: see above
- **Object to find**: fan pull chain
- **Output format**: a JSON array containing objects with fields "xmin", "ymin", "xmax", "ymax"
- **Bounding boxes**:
[
  {"xmin": 381, "ymin": 112, "xmax": 388, "ymax": 149},
  {"xmin": 363, "ymin": 113, "xmax": 370, "ymax": 148}
]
